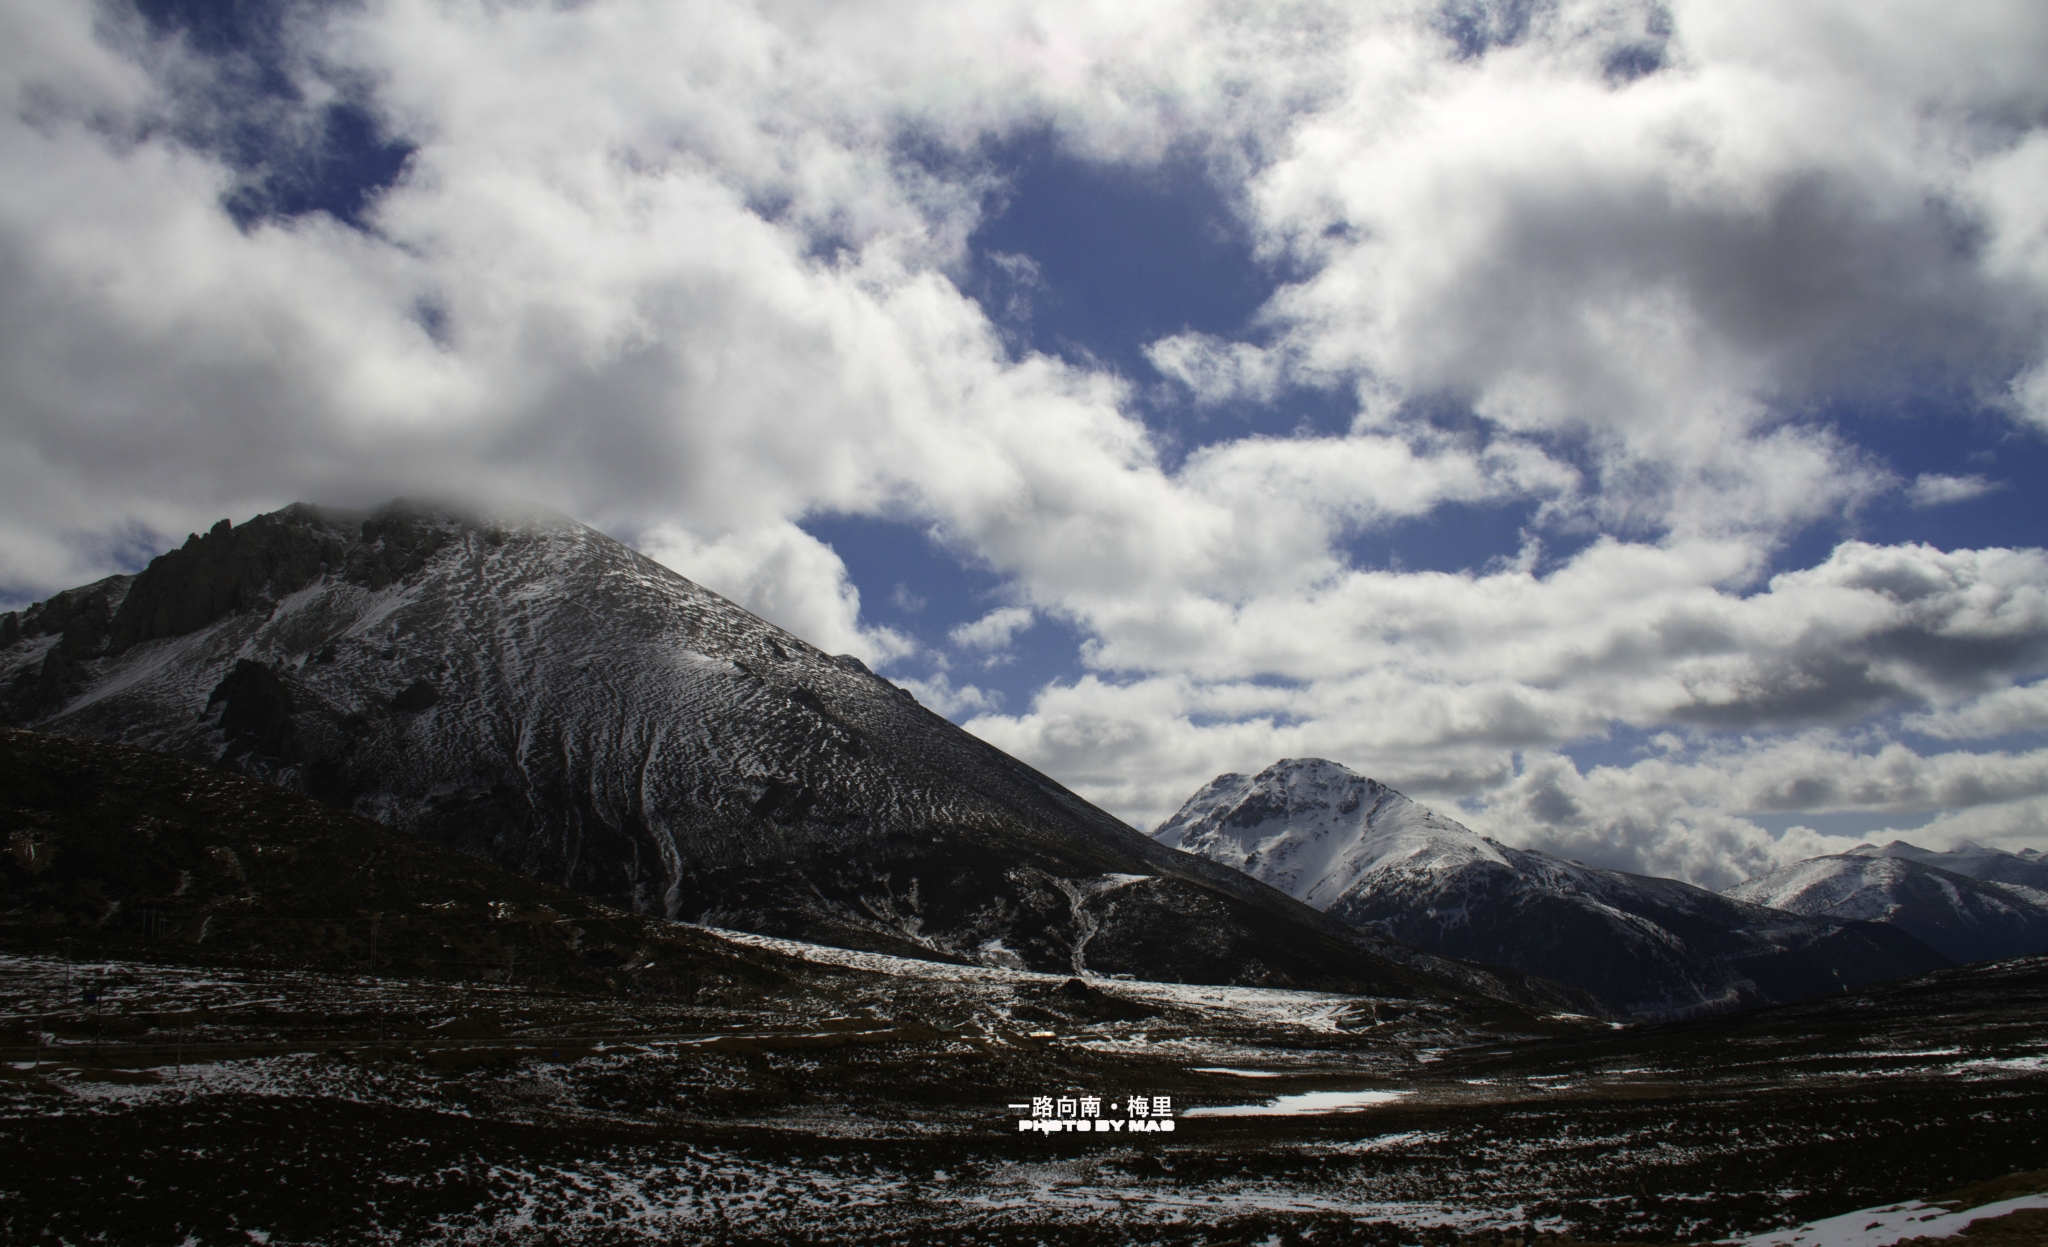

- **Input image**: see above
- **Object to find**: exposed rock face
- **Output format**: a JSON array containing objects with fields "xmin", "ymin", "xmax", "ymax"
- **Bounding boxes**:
[
  {"xmin": 208, "ymin": 658, "xmax": 302, "ymax": 763},
  {"xmin": 1725, "ymin": 853, "xmax": 2048, "ymax": 965},
  {"xmin": 1, "ymin": 574, "xmax": 135, "ymax": 722},
  {"xmin": 1155, "ymin": 758, "xmax": 1950, "ymax": 1017},
  {"xmin": 1, "ymin": 503, "xmax": 463, "ymax": 725},
  {"xmin": 0, "ymin": 501, "xmax": 1562, "ymax": 1002}
]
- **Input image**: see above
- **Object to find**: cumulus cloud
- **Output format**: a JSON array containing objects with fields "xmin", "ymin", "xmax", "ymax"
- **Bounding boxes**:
[
  {"xmin": 970, "ymin": 537, "xmax": 2048, "ymax": 868},
  {"xmin": 1903, "ymin": 682, "xmax": 2048, "ymax": 740},
  {"xmin": 1907, "ymin": 473, "xmax": 2001, "ymax": 507},
  {"xmin": 1481, "ymin": 734, "xmax": 2048, "ymax": 887},
  {"xmin": 1145, "ymin": 333, "xmax": 1292, "ymax": 406},
  {"xmin": 635, "ymin": 522, "xmax": 916, "ymax": 667},
  {"xmin": 949, "ymin": 606, "xmax": 1035, "ymax": 652},
  {"xmin": 890, "ymin": 583, "xmax": 927, "ymax": 613},
  {"xmin": 4, "ymin": 0, "xmax": 2048, "ymax": 876},
  {"xmin": 893, "ymin": 671, "xmax": 1004, "ymax": 717},
  {"xmin": 1245, "ymin": 0, "xmax": 2047, "ymax": 538}
]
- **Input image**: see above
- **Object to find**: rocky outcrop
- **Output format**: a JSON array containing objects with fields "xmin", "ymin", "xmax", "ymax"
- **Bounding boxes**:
[{"xmin": 1, "ymin": 575, "xmax": 135, "ymax": 723}]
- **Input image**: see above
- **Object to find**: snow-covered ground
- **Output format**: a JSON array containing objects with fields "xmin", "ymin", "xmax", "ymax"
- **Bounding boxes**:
[
  {"xmin": 1182, "ymin": 1089, "xmax": 1410, "ymax": 1117},
  {"xmin": 6, "ymin": 946, "xmax": 2047, "ymax": 1245},
  {"xmin": 1735, "ymin": 1193, "xmax": 2048, "ymax": 1247}
]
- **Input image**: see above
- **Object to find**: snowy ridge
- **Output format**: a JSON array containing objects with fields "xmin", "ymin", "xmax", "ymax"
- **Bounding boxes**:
[
  {"xmin": 1155, "ymin": 759, "xmax": 1508, "ymax": 911},
  {"xmin": 1844, "ymin": 839, "xmax": 2048, "ymax": 890},
  {"xmin": 1156, "ymin": 759, "xmax": 1949, "ymax": 1018},
  {"xmin": 1725, "ymin": 853, "xmax": 2048, "ymax": 965}
]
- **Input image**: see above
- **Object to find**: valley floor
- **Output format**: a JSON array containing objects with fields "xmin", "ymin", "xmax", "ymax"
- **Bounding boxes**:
[{"xmin": 4, "ymin": 939, "xmax": 2047, "ymax": 1246}]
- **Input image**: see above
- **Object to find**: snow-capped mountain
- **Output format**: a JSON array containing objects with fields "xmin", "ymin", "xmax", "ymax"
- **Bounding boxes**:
[
  {"xmin": 2, "ymin": 501, "xmax": 1555, "ymax": 999},
  {"xmin": 1844, "ymin": 839, "xmax": 2048, "ymax": 890},
  {"xmin": 1154, "ymin": 758, "xmax": 1949, "ymax": 1017},
  {"xmin": 1724, "ymin": 853, "xmax": 2048, "ymax": 965}
]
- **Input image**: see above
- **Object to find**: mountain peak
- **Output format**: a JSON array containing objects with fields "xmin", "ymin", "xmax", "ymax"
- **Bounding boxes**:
[
  {"xmin": 1725, "ymin": 852, "xmax": 2048, "ymax": 964},
  {"xmin": 1157, "ymin": 760, "xmax": 1950, "ymax": 1017},
  {"xmin": 0, "ymin": 499, "xmax": 1495, "ymax": 997},
  {"xmin": 1153, "ymin": 757, "xmax": 1494, "ymax": 910},
  {"xmin": 1742, "ymin": 834, "xmax": 2048, "ymax": 906},
  {"xmin": 1832, "ymin": 838, "xmax": 2048, "ymax": 889}
]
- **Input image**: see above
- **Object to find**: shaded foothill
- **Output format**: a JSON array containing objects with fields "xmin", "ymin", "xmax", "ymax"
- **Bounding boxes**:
[{"xmin": 0, "ymin": 726, "xmax": 791, "ymax": 999}]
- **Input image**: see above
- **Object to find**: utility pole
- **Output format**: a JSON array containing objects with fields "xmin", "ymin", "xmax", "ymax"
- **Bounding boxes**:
[{"xmin": 371, "ymin": 912, "xmax": 386, "ymax": 1065}]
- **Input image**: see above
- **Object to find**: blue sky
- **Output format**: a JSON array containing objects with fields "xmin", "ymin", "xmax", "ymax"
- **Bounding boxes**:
[
  {"xmin": 5, "ymin": 0, "xmax": 2048, "ymax": 885},
  {"xmin": 815, "ymin": 138, "xmax": 2048, "ymax": 722}
]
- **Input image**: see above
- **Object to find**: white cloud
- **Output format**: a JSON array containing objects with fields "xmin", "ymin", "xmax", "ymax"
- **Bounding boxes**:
[
  {"xmin": 894, "ymin": 671, "xmax": 1003, "ymax": 717},
  {"xmin": 949, "ymin": 606, "xmax": 1034, "ymax": 652},
  {"xmin": 890, "ymin": 583, "xmax": 927, "ymax": 613},
  {"xmin": 6, "ymin": 0, "xmax": 2042, "ymax": 591},
  {"xmin": 3, "ymin": 0, "xmax": 2047, "ymax": 875},
  {"xmin": 1903, "ymin": 682, "xmax": 2048, "ymax": 740},
  {"xmin": 636, "ymin": 521, "xmax": 916, "ymax": 667},
  {"xmin": 1478, "ymin": 735, "xmax": 2048, "ymax": 886},
  {"xmin": 1145, "ymin": 333, "xmax": 1291, "ymax": 406},
  {"xmin": 2015, "ymin": 363, "xmax": 2048, "ymax": 431},
  {"xmin": 969, "ymin": 536, "xmax": 2048, "ymax": 868},
  {"xmin": 1907, "ymin": 473, "xmax": 2001, "ymax": 507},
  {"xmin": 978, "ymin": 674, "xmax": 2048, "ymax": 885},
  {"xmin": 1243, "ymin": 0, "xmax": 2045, "ymax": 538}
]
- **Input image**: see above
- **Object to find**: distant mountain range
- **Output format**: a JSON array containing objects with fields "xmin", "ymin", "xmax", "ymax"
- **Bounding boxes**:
[
  {"xmin": 1725, "ymin": 841, "xmax": 2048, "ymax": 965},
  {"xmin": 1154, "ymin": 758, "xmax": 1949, "ymax": 1018},
  {"xmin": 1847, "ymin": 838, "xmax": 2048, "ymax": 888},
  {"xmin": 0, "ymin": 500, "xmax": 1590, "ymax": 1008},
  {"xmin": 16, "ymin": 499, "xmax": 2023, "ymax": 1017}
]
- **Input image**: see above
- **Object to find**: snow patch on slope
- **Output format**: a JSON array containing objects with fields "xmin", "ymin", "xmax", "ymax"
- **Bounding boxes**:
[{"xmin": 1736, "ymin": 1193, "xmax": 2048, "ymax": 1247}]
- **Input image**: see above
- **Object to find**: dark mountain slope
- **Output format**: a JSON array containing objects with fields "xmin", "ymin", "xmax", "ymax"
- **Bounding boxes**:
[
  {"xmin": 0, "ymin": 726, "xmax": 791, "ymax": 997},
  {"xmin": 0, "ymin": 502, "xmax": 1569, "ymax": 1003}
]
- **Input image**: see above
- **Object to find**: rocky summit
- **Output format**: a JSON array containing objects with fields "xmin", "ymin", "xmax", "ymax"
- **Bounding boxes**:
[
  {"xmin": 1, "ymin": 500, "xmax": 1568, "ymax": 1002},
  {"xmin": 1155, "ymin": 758, "xmax": 1949, "ymax": 1018}
]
